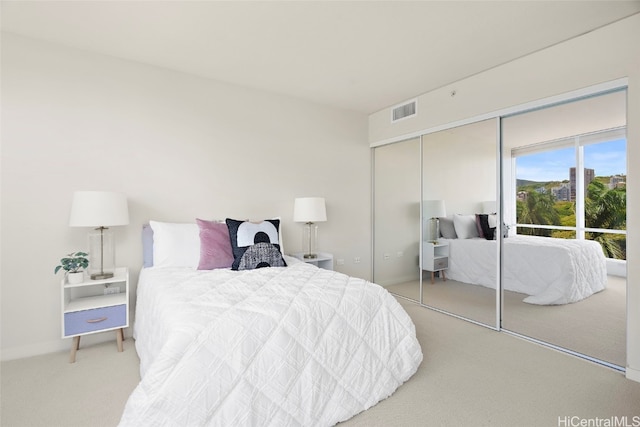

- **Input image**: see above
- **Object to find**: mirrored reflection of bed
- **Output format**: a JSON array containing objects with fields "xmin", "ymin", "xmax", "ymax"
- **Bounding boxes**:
[{"xmin": 438, "ymin": 224, "xmax": 607, "ymax": 305}]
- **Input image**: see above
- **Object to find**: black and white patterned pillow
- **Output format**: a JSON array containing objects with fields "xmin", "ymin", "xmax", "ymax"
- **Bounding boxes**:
[
  {"xmin": 476, "ymin": 214, "xmax": 495, "ymax": 240},
  {"xmin": 225, "ymin": 218, "xmax": 287, "ymax": 270},
  {"xmin": 476, "ymin": 214, "xmax": 509, "ymax": 240}
]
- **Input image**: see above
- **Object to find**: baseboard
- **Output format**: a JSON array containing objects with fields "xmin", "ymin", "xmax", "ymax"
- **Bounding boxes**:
[
  {"xmin": 379, "ymin": 274, "xmax": 420, "ymax": 287},
  {"xmin": 1, "ymin": 339, "xmax": 68, "ymax": 361},
  {"xmin": 606, "ymin": 258, "xmax": 626, "ymax": 277},
  {"xmin": 626, "ymin": 366, "xmax": 640, "ymax": 383},
  {"xmin": 1, "ymin": 329, "xmax": 134, "ymax": 361}
]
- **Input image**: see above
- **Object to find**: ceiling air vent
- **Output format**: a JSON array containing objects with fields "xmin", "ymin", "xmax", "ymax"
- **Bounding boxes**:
[{"xmin": 391, "ymin": 100, "xmax": 417, "ymax": 122}]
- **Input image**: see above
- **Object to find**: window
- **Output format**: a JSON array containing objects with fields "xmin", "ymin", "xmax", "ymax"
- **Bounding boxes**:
[
  {"xmin": 583, "ymin": 138, "xmax": 627, "ymax": 259},
  {"xmin": 513, "ymin": 128, "xmax": 627, "ymax": 260}
]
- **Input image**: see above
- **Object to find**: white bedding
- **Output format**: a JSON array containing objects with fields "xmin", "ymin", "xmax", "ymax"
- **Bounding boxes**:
[
  {"xmin": 441, "ymin": 235, "xmax": 607, "ymax": 305},
  {"xmin": 120, "ymin": 259, "xmax": 422, "ymax": 426}
]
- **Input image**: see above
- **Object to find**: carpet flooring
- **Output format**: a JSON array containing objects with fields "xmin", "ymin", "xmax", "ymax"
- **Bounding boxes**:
[
  {"xmin": 1, "ymin": 295, "xmax": 637, "ymax": 426},
  {"xmin": 385, "ymin": 275, "xmax": 626, "ymax": 367}
]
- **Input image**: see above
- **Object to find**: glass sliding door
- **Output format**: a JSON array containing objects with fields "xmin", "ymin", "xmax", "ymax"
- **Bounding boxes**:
[
  {"xmin": 373, "ymin": 138, "xmax": 421, "ymax": 301},
  {"xmin": 501, "ymin": 90, "xmax": 627, "ymax": 368},
  {"xmin": 421, "ymin": 119, "xmax": 499, "ymax": 327}
]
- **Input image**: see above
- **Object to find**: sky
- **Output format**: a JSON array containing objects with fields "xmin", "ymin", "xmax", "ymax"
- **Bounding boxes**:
[{"xmin": 516, "ymin": 139, "xmax": 626, "ymax": 182}]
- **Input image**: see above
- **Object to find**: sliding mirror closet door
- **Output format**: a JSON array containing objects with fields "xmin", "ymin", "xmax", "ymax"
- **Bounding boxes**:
[
  {"xmin": 501, "ymin": 90, "xmax": 627, "ymax": 368},
  {"xmin": 421, "ymin": 119, "xmax": 498, "ymax": 326},
  {"xmin": 373, "ymin": 138, "xmax": 421, "ymax": 301}
]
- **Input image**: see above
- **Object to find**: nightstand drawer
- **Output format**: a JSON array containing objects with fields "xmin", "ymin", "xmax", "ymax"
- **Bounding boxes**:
[
  {"xmin": 64, "ymin": 304, "xmax": 126, "ymax": 336},
  {"xmin": 434, "ymin": 257, "xmax": 448, "ymax": 270}
]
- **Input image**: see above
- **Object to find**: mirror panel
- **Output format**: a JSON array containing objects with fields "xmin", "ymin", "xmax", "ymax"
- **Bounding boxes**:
[
  {"xmin": 373, "ymin": 138, "xmax": 421, "ymax": 301},
  {"xmin": 421, "ymin": 119, "xmax": 498, "ymax": 326},
  {"xmin": 372, "ymin": 88, "xmax": 626, "ymax": 368},
  {"xmin": 501, "ymin": 90, "xmax": 627, "ymax": 367}
]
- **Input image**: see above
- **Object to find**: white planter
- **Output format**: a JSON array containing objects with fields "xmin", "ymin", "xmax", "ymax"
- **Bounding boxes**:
[{"xmin": 67, "ymin": 272, "xmax": 84, "ymax": 284}]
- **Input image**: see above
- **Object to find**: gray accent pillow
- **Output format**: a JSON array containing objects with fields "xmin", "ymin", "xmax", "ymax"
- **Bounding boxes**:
[{"xmin": 439, "ymin": 216, "xmax": 457, "ymax": 239}]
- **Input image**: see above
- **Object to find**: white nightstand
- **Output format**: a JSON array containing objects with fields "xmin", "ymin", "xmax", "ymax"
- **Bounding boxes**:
[
  {"xmin": 422, "ymin": 242, "xmax": 449, "ymax": 284},
  {"xmin": 61, "ymin": 267, "xmax": 129, "ymax": 363},
  {"xmin": 290, "ymin": 252, "xmax": 334, "ymax": 271}
]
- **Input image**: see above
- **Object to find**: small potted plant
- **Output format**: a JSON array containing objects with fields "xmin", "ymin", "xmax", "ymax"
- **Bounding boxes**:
[{"xmin": 55, "ymin": 251, "xmax": 89, "ymax": 284}]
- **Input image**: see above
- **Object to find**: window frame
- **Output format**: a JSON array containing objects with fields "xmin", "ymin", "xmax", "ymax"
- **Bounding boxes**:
[{"xmin": 512, "ymin": 126, "xmax": 627, "ymax": 254}]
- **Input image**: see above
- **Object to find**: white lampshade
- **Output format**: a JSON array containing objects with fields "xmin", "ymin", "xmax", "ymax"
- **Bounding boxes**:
[
  {"xmin": 423, "ymin": 200, "xmax": 446, "ymax": 219},
  {"xmin": 293, "ymin": 197, "xmax": 327, "ymax": 223},
  {"xmin": 482, "ymin": 200, "xmax": 497, "ymax": 214},
  {"xmin": 69, "ymin": 191, "xmax": 129, "ymax": 227}
]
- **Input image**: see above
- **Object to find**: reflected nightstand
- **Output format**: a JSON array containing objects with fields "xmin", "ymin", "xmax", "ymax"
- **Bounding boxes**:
[
  {"xmin": 422, "ymin": 242, "xmax": 449, "ymax": 284},
  {"xmin": 290, "ymin": 252, "xmax": 334, "ymax": 271}
]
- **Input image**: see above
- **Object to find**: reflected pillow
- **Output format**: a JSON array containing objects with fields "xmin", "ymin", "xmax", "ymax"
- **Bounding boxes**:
[
  {"xmin": 196, "ymin": 219, "xmax": 234, "ymax": 270},
  {"xmin": 476, "ymin": 214, "xmax": 495, "ymax": 240},
  {"xmin": 226, "ymin": 218, "xmax": 287, "ymax": 271},
  {"xmin": 142, "ymin": 224, "xmax": 154, "ymax": 267},
  {"xmin": 439, "ymin": 216, "xmax": 457, "ymax": 239},
  {"xmin": 453, "ymin": 214, "xmax": 480, "ymax": 239}
]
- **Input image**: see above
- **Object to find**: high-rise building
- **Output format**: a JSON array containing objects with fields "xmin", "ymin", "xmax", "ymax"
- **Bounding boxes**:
[
  {"xmin": 609, "ymin": 175, "xmax": 626, "ymax": 189},
  {"xmin": 569, "ymin": 167, "xmax": 595, "ymax": 201}
]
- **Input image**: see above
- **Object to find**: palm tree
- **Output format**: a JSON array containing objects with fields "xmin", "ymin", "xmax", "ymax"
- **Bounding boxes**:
[
  {"xmin": 585, "ymin": 180, "xmax": 626, "ymax": 259},
  {"xmin": 516, "ymin": 190, "xmax": 560, "ymax": 236}
]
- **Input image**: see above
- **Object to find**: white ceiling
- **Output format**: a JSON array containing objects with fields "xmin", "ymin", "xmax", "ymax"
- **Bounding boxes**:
[
  {"xmin": 2, "ymin": 1, "xmax": 639, "ymax": 114},
  {"xmin": 426, "ymin": 90, "xmax": 626, "ymax": 150}
]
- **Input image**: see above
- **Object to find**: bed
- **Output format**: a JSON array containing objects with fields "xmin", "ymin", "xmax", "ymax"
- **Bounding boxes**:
[
  {"xmin": 439, "ymin": 235, "xmax": 607, "ymax": 305},
  {"xmin": 120, "ymin": 220, "xmax": 422, "ymax": 426}
]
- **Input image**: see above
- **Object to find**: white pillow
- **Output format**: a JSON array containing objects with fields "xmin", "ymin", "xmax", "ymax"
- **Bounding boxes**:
[
  {"xmin": 488, "ymin": 214, "xmax": 498, "ymax": 229},
  {"xmin": 149, "ymin": 221, "xmax": 200, "ymax": 268},
  {"xmin": 453, "ymin": 214, "xmax": 480, "ymax": 239},
  {"xmin": 270, "ymin": 216, "xmax": 285, "ymax": 255}
]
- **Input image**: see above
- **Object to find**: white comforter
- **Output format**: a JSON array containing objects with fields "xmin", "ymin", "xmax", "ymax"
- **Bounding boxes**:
[
  {"xmin": 120, "ymin": 260, "xmax": 422, "ymax": 426},
  {"xmin": 441, "ymin": 235, "xmax": 607, "ymax": 305}
]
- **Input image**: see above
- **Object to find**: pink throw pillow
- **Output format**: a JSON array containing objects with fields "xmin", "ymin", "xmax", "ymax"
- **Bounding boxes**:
[{"xmin": 196, "ymin": 219, "xmax": 234, "ymax": 270}]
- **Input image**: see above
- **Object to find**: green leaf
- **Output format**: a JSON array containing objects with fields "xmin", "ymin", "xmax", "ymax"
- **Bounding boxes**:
[{"xmin": 56, "ymin": 250, "xmax": 89, "ymax": 274}]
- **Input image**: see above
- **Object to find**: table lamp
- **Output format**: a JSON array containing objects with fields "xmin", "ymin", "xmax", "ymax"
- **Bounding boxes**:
[
  {"xmin": 69, "ymin": 191, "xmax": 129, "ymax": 279},
  {"xmin": 482, "ymin": 200, "xmax": 497, "ymax": 214},
  {"xmin": 293, "ymin": 197, "xmax": 327, "ymax": 259},
  {"xmin": 423, "ymin": 200, "xmax": 446, "ymax": 242}
]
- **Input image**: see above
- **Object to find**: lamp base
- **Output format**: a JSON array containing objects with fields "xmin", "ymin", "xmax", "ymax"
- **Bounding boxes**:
[
  {"xmin": 88, "ymin": 228, "xmax": 115, "ymax": 280},
  {"xmin": 302, "ymin": 222, "xmax": 319, "ymax": 261},
  {"xmin": 429, "ymin": 217, "xmax": 440, "ymax": 242}
]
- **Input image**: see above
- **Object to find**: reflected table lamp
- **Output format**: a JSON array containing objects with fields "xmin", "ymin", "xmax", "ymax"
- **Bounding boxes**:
[
  {"xmin": 423, "ymin": 200, "xmax": 446, "ymax": 242},
  {"xmin": 293, "ymin": 197, "xmax": 327, "ymax": 259},
  {"xmin": 482, "ymin": 200, "xmax": 497, "ymax": 214},
  {"xmin": 69, "ymin": 191, "xmax": 129, "ymax": 279}
]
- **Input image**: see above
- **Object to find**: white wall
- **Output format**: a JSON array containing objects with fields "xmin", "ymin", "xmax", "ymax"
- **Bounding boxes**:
[
  {"xmin": 369, "ymin": 14, "xmax": 640, "ymax": 381},
  {"xmin": 422, "ymin": 119, "xmax": 497, "ymax": 216},
  {"xmin": 0, "ymin": 34, "xmax": 370, "ymax": 360}
]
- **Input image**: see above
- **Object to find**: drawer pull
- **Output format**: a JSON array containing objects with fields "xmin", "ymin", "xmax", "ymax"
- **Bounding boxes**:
[{"xmin": 86, "ymin": 317, "xmax": 108, "ymax": 324}]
